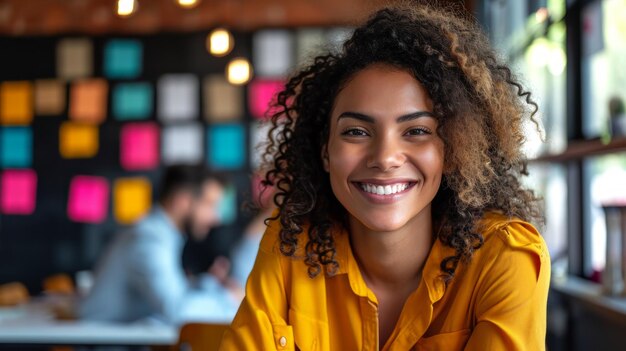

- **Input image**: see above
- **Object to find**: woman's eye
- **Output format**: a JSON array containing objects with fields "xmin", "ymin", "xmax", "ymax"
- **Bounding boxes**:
[
  {"xmin": 341, "ymin": 128, "xmax": 369, "ymax": 137},
  {"xmin": 405, "ymin": 127, "xmax": 431, "ymax": 136}
]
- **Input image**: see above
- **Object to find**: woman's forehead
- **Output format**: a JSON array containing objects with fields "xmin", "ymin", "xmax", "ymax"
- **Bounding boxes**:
[{"xmin": 331, "ymin": 64, "xmax": 434, "ymax": 117}]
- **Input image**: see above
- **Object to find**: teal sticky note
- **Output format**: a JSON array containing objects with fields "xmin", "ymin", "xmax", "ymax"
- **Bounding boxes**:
[
  {"xmin": 218, "ymin": 184, "xmax": 237, "ymax": 225},
  {"xmin": 104, "ymin": 39, "xmax": 143, "ymax": 79},
  {"xmin": 112, "ymin": 82, "xmax": 153, "ymax": 120},
  {"xmin": 0, "ymin": 127, "xmax": 32, "ymax": 168},
  {"xmin": 207, "ymin": 124, "xmax": 245, "ymax": 169}
]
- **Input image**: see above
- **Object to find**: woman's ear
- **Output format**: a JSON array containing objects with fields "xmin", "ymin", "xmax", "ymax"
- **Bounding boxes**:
[{"xmin": 321, "ymin": 144, "xmax": 330, "ymax": 172}]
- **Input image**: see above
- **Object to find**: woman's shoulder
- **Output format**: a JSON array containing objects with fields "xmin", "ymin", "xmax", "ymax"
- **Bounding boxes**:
[
  {"xmin": 477, "ymin": 211, "xmax": 547, "ymax": 254},
  {"xmin": 472, "ymin": 210, "xmax": 550, "ymax": 282}
]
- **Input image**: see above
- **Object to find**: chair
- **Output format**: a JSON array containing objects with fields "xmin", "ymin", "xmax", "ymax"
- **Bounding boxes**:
[
  {"xmin": 174, "ymin": 323, "xmax": 230, "ymax": 351},
  {"xmin": 0, "ymin": 282, "xmax": 29, "ymax": 306},
  {"xmin": 42, "ymin": 273, "xmax": 75, "ymax": 295}
]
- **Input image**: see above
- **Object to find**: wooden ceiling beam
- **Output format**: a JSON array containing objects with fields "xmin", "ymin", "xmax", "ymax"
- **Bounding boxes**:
[{"xmin": 0, "ymin": 0, "xmax": 475, "ymax": 36}]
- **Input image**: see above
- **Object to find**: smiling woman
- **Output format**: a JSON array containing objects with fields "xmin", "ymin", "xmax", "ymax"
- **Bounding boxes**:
[{"xmin": 219, "ymin": 1, "xmax": 549, "ymax": 351}]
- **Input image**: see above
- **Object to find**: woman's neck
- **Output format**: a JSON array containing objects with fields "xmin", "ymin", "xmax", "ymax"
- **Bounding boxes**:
[{"xmin": 348, "ymin": 207, "xmax": 433, "ymax": 289}]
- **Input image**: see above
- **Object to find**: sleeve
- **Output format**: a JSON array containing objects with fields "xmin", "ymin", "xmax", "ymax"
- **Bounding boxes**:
[
  {"xmin": 464, "ymin": 222, "xmax": 551, "ymax": 351},
  {"xmin": 128, "ymin": 235, "xmax": 238, "ymax": 323},
  {"xmin": 219, "ymin": 221, "xmax": 295, "ymax": 351}
]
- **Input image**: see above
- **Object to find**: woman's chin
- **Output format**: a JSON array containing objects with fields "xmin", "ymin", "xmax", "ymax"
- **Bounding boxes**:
[{"xmin": 351, "ymin": 215, "xmax": 409, "ymax": 233}]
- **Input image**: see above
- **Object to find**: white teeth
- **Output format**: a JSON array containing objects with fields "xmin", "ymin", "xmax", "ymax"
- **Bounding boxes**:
[
  {"xmin": 359, "ymin": 182, "xmax": 410, "ymax": 195},
  {"xmin": 384, "ymin": 185, "xmax": 392, "ymax": 195}
]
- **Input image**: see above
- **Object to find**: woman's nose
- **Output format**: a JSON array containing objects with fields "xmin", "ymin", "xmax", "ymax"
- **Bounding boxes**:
[{"xmin": 366, "ymin": 136, "xmax": 405, "ymax": 171}]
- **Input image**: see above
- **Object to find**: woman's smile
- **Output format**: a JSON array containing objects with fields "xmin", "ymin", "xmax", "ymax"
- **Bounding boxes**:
[{"xmin": 351, "ymin": 179, "xmax": 419, "ymax": 204}]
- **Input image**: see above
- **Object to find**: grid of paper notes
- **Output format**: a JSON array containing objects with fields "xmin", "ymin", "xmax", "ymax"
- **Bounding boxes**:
[{"xmin": 0, "ymin": 28, "xmax": 349, "ymax": 223}]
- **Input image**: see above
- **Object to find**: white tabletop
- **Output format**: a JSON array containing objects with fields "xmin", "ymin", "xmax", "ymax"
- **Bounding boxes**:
[{"xmin": 0, "ymin": 304, "xmax": 178, "ymax": 345}]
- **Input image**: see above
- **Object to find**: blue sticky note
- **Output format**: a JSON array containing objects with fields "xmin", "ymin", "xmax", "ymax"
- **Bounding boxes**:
[
  {"xmin": 104, "ymin": 39, "xmax": 143, "ymax": 79},
  {"xmin": 112, "ymin": 82, "xmax": 153, "ymax": 120},
  {"xmin": 207, "ymin": 124, "xmax": 245, "ymax": 169},
  {"xmin": 0, "ymin": 127, "xmax": 32, "ymax": 168}
]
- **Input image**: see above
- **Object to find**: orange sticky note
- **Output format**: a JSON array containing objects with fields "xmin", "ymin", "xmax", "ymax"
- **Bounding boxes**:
[
  {"xmin": 59, "ymin": 122, "xmax": 99, "ymax": 158},
  {"xmin": 69, "ymin": 79, "xmax": 108, "ymax": 124},
  {"xmin": 35, "ymin": 80, "xmax": 66, "ymax": 115},
  {"xmin": 0, "ymin": 81, "xmax": 33, "ymax": 125},
  {"xmin": 113, "ymin": 177, "xmax": 152, "ymax": 224}
]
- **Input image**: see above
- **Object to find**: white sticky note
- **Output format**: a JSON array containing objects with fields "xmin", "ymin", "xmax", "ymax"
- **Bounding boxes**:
[
  {"xmin": 296, "ymin": 29, "xmax": 326, "ymax": 67},
  {"xmin": 161, "ymin": 123, "xmax": 203, "ymax": 165},
  {"xmin": 253, "ymin": 30, "xmax": 294, "ymax": 78},
  {"xmin": 157, "ymin": 74, "xmax": 199, "ymax": 123},
  {"xmin": 249, "ymin": 121, "xmax": 272, "ymax": 170},
  {"xmin": 326, "ymin": 27, "xmax": 353, "ymax": 54}
]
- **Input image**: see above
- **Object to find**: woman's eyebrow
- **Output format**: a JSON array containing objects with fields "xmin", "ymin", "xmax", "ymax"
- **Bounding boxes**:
[{"xmin": 337, "ymin": 111, "xmax": 435, "ymax": 123}]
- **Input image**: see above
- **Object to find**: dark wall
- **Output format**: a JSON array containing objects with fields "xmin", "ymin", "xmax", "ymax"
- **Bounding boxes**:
[{"xmin": 0, "ymin": 31, "xmax": 257, "ymax": 293}]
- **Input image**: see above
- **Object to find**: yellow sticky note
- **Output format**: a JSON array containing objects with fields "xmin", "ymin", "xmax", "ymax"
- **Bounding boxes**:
[
  {"xmin": 0, "ymin": 81, "xmax": 33, "ymax": 125},
  {"xmin": 114, "ymin": 177, "xmax": 152, "ymax": 224},
  {"xmin": 69, "ymin": 79, "xmax": 108, "ymax": 124},
  {"xmin": 35, "ymin": 80, "xmax": 66, "ymax": 115},
  {"xmin": 59, "ymin": 122, "xmax": 99, "ymax": 158}
]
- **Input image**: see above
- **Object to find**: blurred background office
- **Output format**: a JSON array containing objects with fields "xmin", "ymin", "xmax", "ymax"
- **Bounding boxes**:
[{"xmin": 0, "ymin": 0, "xmax": 625, "ymax": 350}]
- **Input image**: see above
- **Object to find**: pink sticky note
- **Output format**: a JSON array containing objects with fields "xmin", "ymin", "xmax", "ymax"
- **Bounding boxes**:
[
  {"xmin": 120, "ymin": 122, "xmax": 159, "ymax": 170},
  {"xmin": 248, "ymin": 80, "xmax": 284, "ymax": 119},
  {"xmin": 67, "ymin": 175, "xmax": 109, "ymax": 223},
  {"xmin": 0, "ymin": 169, "xmax": 37, "ymax": 215}
]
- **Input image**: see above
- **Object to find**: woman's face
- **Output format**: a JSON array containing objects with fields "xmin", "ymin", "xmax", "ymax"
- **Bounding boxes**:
[{"xmin": 325, "ymin": 63, "xmax": 444, "ymax": 232}]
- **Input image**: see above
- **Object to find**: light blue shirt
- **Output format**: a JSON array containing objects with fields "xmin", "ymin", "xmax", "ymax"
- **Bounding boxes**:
[
  {"xmin": 79, "ymin": 207, "xmax": 239, "ymax": 325},
  {"xmin": 230, "ymin": 234, "xmax": 262, "ymax": 288}
]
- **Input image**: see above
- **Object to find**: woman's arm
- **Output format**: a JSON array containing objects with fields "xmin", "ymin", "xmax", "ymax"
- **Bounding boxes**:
[
  {"xmin": 464, "ymin": 222, "xmax": 551, "ymax": 351},
  {"xmin": 219, "ymin": 221, "xmax": 295, "ymax": 351}
]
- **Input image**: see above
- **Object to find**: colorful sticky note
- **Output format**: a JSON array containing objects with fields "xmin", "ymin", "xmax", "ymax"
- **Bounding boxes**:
[
  {"xmin": 248, "ymin": 80, "xmax": 284, "ymax": 119},
  {"xmin": 217, "ymin": 184, "xmax": 237, "ymax": 225},
  {"xmin": 253, "ymin": 30, "xmax": 294, "ymax": 78},
  {"xmin": 326, "ymin": 28, "xmax": 353, "ymax": 53},
  {"xmin": 157, "ymin": 74, "xmax": 198, "ymax": 123},
  {"xmin": 113, "ymin": 177, "xmax": 152, "ymax": 224},
  {"xmin": 249, "ymin": 121, "xmax": 272, "ymax": 170},
  {"xmin": 69, "ymin": 79, "xmax": 108, "ymax": 124},
  {"xmin": 0, "ymin": 169, "xmax": 37, "ymax": 215},
  {"xmin": 207, "ymin": 124, "xmax": 245, "ymax": 169},
  {"xmin": 67, "ymin": 175, "xmax": 109, "ymax": 223},
  {"xmin": 59, "ymin": 122, "xmax": 99, "ymax": 159},
  {"xmin": 57, "ymin": 38, "xmax": 93, "ymax": 80},
  {"xmin": 34, "ymin": 80, "xmax": 66, "ymax": 115},
  {"xmin": 0, "ymin": 81, "xmax": 33, "ymax": 125},
  {"xmin": 296, "ymin": 29, "xmax": 325, "ymax": 66},
  {"xmin": 203, "ymin": 75, "xmax": 243, "ymax": 122},
  {"xmin": 112, "ymin": 82, "xmax": 153, "ymax": 120},
  {"xmin": 161, "ymin": 124, "xmax": 203, "ymax": 165},
  {"xmin": 0, "ymin": 127, "xmax": 32, "ymax": 168},
  {"xmin": 120, "ymin": 122, "xmax": 159, "ymax": 170},
  {"xmin": 104, "ymin": 39, "xmax": 143, "ymax": 79}
]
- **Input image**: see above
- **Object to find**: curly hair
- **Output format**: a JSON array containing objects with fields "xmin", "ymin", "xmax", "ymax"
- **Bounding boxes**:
[{"xmin": 260, "ymin": 0, "xmax": 543, "ymax": 282}]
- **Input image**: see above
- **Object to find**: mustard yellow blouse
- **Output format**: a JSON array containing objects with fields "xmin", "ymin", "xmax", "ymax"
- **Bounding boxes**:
[{"xmin": 219, "ymin": 211, "xmax": 550, "ymax": 350}]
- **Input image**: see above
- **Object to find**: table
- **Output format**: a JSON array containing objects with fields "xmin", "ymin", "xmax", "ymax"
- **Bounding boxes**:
[{"xmin": 0, "ymin": 303, "xmax": 178, "ymax": 346}]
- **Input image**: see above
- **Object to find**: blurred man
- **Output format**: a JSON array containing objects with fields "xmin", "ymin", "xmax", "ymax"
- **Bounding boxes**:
[{"xmin": 79, "ymin": 165, "xmax": 241, "ymax": 324}]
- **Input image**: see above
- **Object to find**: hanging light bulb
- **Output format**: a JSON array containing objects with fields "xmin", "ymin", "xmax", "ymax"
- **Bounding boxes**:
[
  {"xmin": 177, "ymin": 0, "xmax": 200, "ymax": 9},
  {"xmin": 227, "ymin": 57, "xmax": 252, "ymax": 85},
  {"xmin": 207, "ymin": 28, "xmax": 234, "ymax": 57},
  {"xmin": 117, "ymin": 0, "xmax": 137, "ymax": 17}
]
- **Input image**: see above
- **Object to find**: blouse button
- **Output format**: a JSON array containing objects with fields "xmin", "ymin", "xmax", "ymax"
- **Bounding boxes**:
[{"xmin": 279, "ymin": 336, "xmax": 287, "ymax": 347}]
